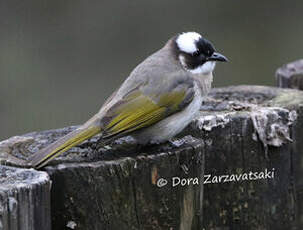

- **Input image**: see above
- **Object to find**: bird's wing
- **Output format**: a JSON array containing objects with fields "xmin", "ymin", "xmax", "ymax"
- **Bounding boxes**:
[{"xmin": 101, "ymin": 75, "xmax": 195, "ymax": 139}]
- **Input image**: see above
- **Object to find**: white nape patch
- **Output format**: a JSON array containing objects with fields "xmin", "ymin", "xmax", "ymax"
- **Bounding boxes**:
[
  {"xmin": 189, "ymin": 61, "xmax": 216, "ymax": 74},
  {"xmin": 176, "ymin": 32, "xmax": 202, "ymax": 54}
]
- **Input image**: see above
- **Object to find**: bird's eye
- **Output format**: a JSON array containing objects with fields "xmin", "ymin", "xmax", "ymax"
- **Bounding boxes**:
[
  {"xmin": 200, "ymin": 53, "xmax": 206, "ymax": 61},
  {"xmin": 206, "ymin": 49, "xmax": 213, "ymax": 56}
]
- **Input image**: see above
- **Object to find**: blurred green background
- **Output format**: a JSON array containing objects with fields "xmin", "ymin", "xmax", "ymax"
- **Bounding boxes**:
[{"xmin": 1, "ymin": 0, "xmax": 303, "ymax": 140}]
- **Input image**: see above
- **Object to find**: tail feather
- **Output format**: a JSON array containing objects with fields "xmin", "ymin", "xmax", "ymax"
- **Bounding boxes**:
[{"xmin": 29, "ymin": 125, "xmax": 101, "ymax": 169}]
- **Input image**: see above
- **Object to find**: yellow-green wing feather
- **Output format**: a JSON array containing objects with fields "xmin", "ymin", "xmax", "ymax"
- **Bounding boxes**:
[{"xmin": 102, "ymin": 86, "xmax": 193, "ymax": 139}]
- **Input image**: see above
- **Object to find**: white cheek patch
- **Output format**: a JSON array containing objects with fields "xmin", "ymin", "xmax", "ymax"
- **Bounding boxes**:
[
  {"xmin": 176, "ymin": 32, "xmax": 202, "ymax": 54},
  {"xmin": 179, "ymin": 55, "xmax": 216, "ymax": 75},
  {"xmin": 189, "ymin": 61, "xmax": 216, "ymax": 74}
]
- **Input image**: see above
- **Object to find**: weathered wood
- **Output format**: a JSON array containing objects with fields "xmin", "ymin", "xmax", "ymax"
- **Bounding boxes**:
[
  {"xmin": 181, "ymin": 85, "xmax": 303, "ymax": 230},
  {"xmin": 0, "ymin": 166, "xmax": 51, "ymax": 230},
  {"xmin": 0, "ymin": 130, "xmax": 204, "ymax": 230},
  {"xmin": 46, "ymin": 137, "xmax": 204, "ymax": 230},
  {"xmin": 276, "ymin": 60, "xmax": 303, "ymax": 229},
  {"xmin": 276, "ymin": 59, "xmax": 303, "ymax": 90},
  {"xmin": 1, "ymin": 85, "xmax": 303, "ymax": 230}
]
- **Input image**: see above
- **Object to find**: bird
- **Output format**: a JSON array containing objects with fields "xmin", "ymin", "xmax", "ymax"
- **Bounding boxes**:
[{"xmin": 29, "ymin": 31, "xmax": 227, "ymax": 169}]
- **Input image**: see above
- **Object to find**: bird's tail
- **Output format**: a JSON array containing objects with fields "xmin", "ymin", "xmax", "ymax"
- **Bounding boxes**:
[{"xmin": 29, "ymin": 125, "xmax": 101, "ymax": 169}]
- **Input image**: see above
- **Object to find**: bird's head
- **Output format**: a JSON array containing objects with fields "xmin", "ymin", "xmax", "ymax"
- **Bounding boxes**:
[{"xmin": 173, "ymin": 32, "xmax": 227, "ymax": 74}]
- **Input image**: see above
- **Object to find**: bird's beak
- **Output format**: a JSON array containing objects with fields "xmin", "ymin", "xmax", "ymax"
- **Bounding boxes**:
[{"xmin": 208, "ymin": 52, "xmax": 228, "ymax": 62}]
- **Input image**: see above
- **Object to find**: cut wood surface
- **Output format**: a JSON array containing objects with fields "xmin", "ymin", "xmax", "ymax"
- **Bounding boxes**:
[
  {"xmin": 1, "ymin": 130, "xmax": 205, "ymax": 230},
  {"xmin": 184, "ymin": 85, "xmax": 303, "ymax": 230},
  {"xmin": 1, "ymin": 85, "xmax": 303, "ymax": 230},
  {"xmin": 0, "ymin": 166, "xmax": 51, "ymax": 230}
]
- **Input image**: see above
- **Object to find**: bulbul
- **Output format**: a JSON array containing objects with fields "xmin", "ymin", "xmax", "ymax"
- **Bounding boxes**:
[{"xmin": 29, "ymin": 32, "xmax": 227, "ymax": 168}]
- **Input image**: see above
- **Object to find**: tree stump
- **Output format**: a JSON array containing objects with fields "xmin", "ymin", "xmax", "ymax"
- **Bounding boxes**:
[
  {"xmin": 0, "ymin": 166, "xmax": 51, "ymax": 230},
  {"xmin": 0, "ymin": 129, "xmax": 204, "ymax": 230},
  {"xmin": 1, "ymin": 85, "xmax": 303, "ymax": 230},
  {"xmin": 276, "ymin": 59, "xmax": 303, "ymax": 229},
  {"xmin": 181, "ymin": 85, "xmax": 303, "ymax": 230},
  {"xmin": 276, "ymin": 59, "xmax": 303, "ymax": 90}
]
